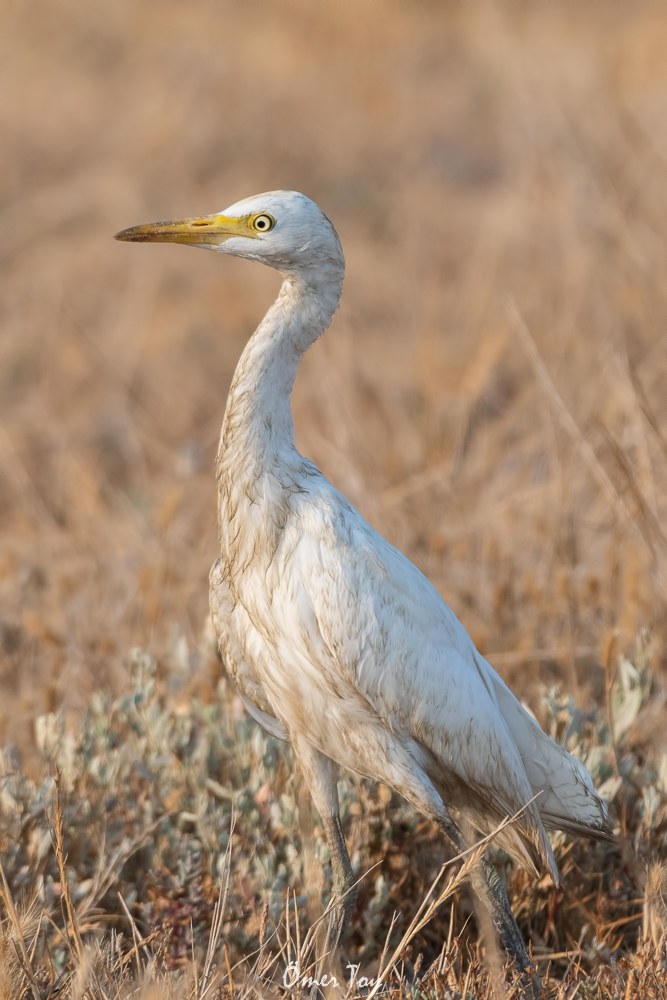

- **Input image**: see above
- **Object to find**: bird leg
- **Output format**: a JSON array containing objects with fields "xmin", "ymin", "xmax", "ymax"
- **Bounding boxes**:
[
  {"xmin": 321, "ymin": 813, "xmax": 356, "ymax": 960},
  {"xmin": 436, "ymin": 813, "xmax": 534, "ymax": 978},
  {"xmin": 471, "ymin": 857, "xmax": 533, "ymax": 974},
  {"xmin": 292, "ymin": 737, "xmax": 357, "ymax": 965}
]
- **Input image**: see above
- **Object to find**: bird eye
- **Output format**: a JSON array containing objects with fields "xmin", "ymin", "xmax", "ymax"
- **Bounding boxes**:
[{"xmin": 252, "ymin": 213, "xmax": 275, "ymax": 233}]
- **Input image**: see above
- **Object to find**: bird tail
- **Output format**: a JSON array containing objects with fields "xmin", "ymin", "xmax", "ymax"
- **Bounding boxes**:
[{"xmin": 477, "ymin": 655, "xmax": 612, "ymax": 849}]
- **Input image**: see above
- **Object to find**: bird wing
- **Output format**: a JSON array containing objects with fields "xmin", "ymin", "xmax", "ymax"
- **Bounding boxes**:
[
  {"xmin": 281, "ymin": 482, "xmax": 608, "ymax": 872},
  {"xmin": 473, "ymin": 660, "xmax": 611, "ymax": 840}
]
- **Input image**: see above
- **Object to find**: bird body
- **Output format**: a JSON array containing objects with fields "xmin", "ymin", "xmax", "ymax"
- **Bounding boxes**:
[
  {"xmin": 116, "ymin": 190, "xmax": 611, "ymax": 970},
  {"xmin": 210, "ymin": 338, "xmax": 607, "ymax": 880}
]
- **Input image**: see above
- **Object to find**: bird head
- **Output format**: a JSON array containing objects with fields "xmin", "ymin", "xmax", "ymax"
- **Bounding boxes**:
[{"xmin": 115, "ymin": 190, "xmax": 344, "ymax": 279}]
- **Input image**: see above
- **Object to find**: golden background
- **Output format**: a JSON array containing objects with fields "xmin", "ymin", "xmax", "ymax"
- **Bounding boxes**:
[{"xmin": 2, "ymin": 0, "xmax": 667, "ymax": 760}]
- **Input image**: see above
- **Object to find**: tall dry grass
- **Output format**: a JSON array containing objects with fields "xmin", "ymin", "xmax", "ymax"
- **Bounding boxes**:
[{"xmin": 0, "ymin": 640, "xmax": 665, "ymax": 996}]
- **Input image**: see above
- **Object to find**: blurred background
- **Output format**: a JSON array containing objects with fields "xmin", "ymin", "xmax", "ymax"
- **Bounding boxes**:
[{"xmin": 2, "ymin": 0, "xmax": 667, "ymax": 762}]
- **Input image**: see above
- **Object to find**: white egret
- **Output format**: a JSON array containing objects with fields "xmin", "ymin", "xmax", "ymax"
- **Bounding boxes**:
[{"xmin": 116, "ymin": 191, "xmax": 611, "ymax": 972}]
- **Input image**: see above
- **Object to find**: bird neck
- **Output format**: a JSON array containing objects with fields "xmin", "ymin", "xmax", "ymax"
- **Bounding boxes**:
[{"xmin": 218, "ymin": 266, "xmax": 344, "ymax": 474}]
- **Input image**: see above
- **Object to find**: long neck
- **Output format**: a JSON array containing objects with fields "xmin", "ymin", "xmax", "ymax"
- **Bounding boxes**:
[{"xmin": 218, "ymin": 267, "xmax": 343, "ymax": 473}]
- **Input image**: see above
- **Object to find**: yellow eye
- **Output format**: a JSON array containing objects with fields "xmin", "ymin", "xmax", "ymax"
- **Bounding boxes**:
[{"xmin": 251, "ymin": 213, "xmax": 275, "ymax": 233}]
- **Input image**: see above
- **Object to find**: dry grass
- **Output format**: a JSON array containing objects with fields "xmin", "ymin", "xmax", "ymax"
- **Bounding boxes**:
[
  {"xmin": 2, "ymin": 0, "xmax": 667, "ymax": 994},
  {"xmin": 0, "ymin": 639, "xmax": 666, "ymax": 997}
]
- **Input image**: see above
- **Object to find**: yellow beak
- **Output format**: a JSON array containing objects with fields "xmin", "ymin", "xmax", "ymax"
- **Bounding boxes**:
[{"xmin": 114, "ymin": 213, "xmax": 257, "ymax": 246}]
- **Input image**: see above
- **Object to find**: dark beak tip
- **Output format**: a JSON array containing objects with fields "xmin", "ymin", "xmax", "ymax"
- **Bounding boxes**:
[{"xmin": 114, "ymin": 228, "xmax": 136, "ymax": 242}]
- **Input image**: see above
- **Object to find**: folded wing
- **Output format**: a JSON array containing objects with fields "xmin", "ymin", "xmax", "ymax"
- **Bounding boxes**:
[{"xmin": 291, "ymin": 490, "xmax": 610, "ymax": 878}]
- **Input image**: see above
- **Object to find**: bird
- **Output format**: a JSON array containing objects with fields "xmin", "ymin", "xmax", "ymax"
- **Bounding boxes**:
[{"xmin": 115, "ymin": 191, "xmax": 611, "ymax": 973}]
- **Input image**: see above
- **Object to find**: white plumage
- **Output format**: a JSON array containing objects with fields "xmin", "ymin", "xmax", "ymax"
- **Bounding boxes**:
[{"xmin": 116, "ymin": 191, "xmax": 611, "ymax": 969}]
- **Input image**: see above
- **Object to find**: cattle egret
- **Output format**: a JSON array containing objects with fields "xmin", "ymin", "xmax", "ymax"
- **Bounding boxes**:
[{"xmin": 116, "ymin": 191, "xmax": 611, "ymax": 972}]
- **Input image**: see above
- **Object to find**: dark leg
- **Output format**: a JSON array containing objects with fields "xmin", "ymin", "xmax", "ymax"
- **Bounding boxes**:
[
  {"xmin": 436, "ymin": 812, "xmax": 533, "ymax": 976},
  {"xmin": 321, "ymin": 814, "xmax": 356, "ymax": 958},
  {"xmin": 292, "ymin": 737, "xmax": 357, "ymax": 960},
  {"xmin": 473, "ymin": 857, "xmax": 531, "ymax": 970}
]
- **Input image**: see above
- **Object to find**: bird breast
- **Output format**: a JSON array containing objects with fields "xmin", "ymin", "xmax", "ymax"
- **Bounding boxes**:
[{"xmin": 212, "ymin": 461, "xmax": 375, "ymax": 744}]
